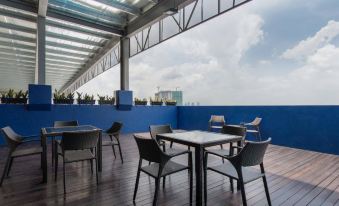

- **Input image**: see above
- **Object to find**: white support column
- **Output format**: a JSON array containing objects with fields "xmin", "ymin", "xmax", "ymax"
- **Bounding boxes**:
[
  {"xmin": 120, "ymin": 37, "xmax": 130, "ymax": 90},
  {"xmin": 36, "ymin": 16, "xmax": 46, "ymax": 84}
]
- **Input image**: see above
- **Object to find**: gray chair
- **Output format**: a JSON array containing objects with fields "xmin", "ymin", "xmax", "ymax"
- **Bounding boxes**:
[
  {"xmin": 205, "ymin": 125, "xmax": 247, "ymax": 161},
  {"xmin": 204, "ymin": 138, "xmax": 272, "ymax": 206},
  {"xmin": 52, "ymin": 120, "xmax": 79, "ymax": 166},
  {"xmin": 241, "ymin": 117, "xmax": 262, "ymax": 141},
  {"xmin": 0, "ymin": 126, "xmax": 42, "ymax": 186},
  {"xmin": 102, "ymin": 122, "xmax": 123, "ymax": 163},
  {"xmin": 54, "ymin": 130, "xmax": 100, "ymax": 194},
  {"xmin": 149, "ymin": 124, "xmax": 190, "ymax": 155},
  {"xmin": 133, "ymin": 134, "xmax": 193, "ymax": 206}
]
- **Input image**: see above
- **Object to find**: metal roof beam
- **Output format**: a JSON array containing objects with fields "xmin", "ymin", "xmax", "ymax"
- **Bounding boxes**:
[
  {"xmin": 94, "ymin": 0, "xmax": 141, "ymax": 16},
  {"xmin": 46, "ymin": 19, "xmax": 112, "ymax": 40},
  {"xmin": 0, "ymin": 48, "xmax": 35, "ymax": 57},
  {"xmin": 46, "ymin": 48, "xmax": 89, "ymax": 59},
  {"xmin": 46, "ymin": 31, "xmax": 104, "ymax": 47},
  {"xmin": 46, "ymin": 55, "xmax": 86, "ymax": 63},
  {"xmin": 0, "ymin": 22, "xmax": 35, "ymax": 34},
  {"xmin": 0, "ymin": 61, "xmax": 35, "ymax": 68},
  {"xmin": 0, "ymin": 32, "xmax": 36, "ymax": 43},
  {"xmin": 0, "ymin": 7, "xmax": 36, "ymax": 22},
  {"xmin": 126, "ymin": 0, "xmax": 194, "ymax": 36},
  {"xmin": 47, "ymin": 11, "xmax": 124, "ymax": 36},
  {"xmin": 0, "ymin": 40, "xmax": 36, "ymax": 51},
  {"xmin": 60, "ymin": 39, "xmax": 120, "ymax": 92},
  {"xmin": 0, "ymin": 56, "xmax": 35, "ymax": 64},
  {"xmin": 0, "ymin": 53, "xmax": 34, "ymax": 61},
  {"xmin": 46, "ymin": 41, "xmax": 96, "ymax": 53},
  {"xmin": 0, "ymin": 0, "xmax": 37, "ymax": 13}
]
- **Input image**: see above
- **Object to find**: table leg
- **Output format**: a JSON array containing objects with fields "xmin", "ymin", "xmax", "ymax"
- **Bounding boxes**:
[
  {"xmin": 41, "ymin": 132, "xmax": 47, "ymax": 183},
  {"xmin": 195, "ymin": 146, "xmax": 203, "ymax": 206},
  {"xmin": 98, "ymin": 131, "xmax": 102, "ymax": 172}
]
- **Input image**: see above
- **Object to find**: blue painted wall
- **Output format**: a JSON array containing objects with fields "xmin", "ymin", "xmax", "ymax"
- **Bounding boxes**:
[
  {"xmin": 0, "ymin": 105, "xmax": 177, "ymax": 145},
  {"xmin": 178, "ymin": 106, "xmax": 339, "ymax": 155}
]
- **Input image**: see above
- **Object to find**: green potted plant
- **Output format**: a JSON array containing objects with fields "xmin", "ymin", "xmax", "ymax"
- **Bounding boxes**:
[
  {"xmin": 134, "ymin": 98, "xmax": 148, "ymax": 106},
  {"xmin": 98, "ymin": 94, "xmax": 115, "ymax": 105},
  {"xmin": 77, "ymin": 92, "xmax": 95, "ymax": 105},
  {"xmin": 164, "ymin": 99, "xmax": 177, "ymax": 106},
  {"xmin": 1, "ymin": 89, "xmax": 28, "ymax": 104},
  {"xmin": 53, "ymin": 90, "xmax": 74, "ymax": 104},
  {"xmin": 150, "ymin": 97, "xmax": 163, "ymax": 106}
]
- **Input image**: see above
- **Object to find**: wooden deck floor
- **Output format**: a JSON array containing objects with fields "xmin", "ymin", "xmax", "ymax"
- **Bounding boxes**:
[{"xmin": 0, "ymin": 134, "xmax": 338, "ymax": 206}]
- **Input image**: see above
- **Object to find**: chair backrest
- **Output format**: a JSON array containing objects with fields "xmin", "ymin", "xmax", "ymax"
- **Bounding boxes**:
[
  {"xmin": 149, "ymin": 124, "xmax": 173, "ymax": 142},
  {"xmin": 238, "ymin": 138, "xmax": 271, "ymax": 167},
  {"xmin": 106, "ymin": 122, "xmax": 123, "ymax": 134},
  {"xmin": 61, "ymin": 130, "xmax": 99, "ymax": 151},
  {"xmin": 221, "ymin": 125, "xmax": 246, "ymax": 142},
  {"xmin": 209, "ymin": 115, "xmax": 225, "ymax": 123},
  {"xmin": 251, "ymin": 117, "xmax": 262, "ymax": 126},
  {"xmin": 134, "ymin": 134, "xmax": 168, "ymax": 163},
  {"xmin": 54, "ymin": 120, "xmax": 79, "ymax": 127},
  {"xmin": 1, "ymin": 126, "xmax": 22, "ymax": 148}
]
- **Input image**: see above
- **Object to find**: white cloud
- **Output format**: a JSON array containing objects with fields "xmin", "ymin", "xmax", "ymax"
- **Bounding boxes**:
[{"xmin": 281, "ymin": 20, "xmax": 339, "ymax": 61}]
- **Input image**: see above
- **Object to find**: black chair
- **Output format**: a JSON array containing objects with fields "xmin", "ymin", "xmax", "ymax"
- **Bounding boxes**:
[
  {"xmin": 102, "ymin": 122, "xmax": 123, "ymax": 163},
  {"xmin": 149, "ymin": 124, "xmax": 190, "ymax": 154},
  {"xmin": 204, "ymin": 138, "xmax": 272, "ymax": 206},
  {"xmin": 52, "ymin": 120, "xmax": 79, "ymax": 166},
  {"xmin": 205, "ymin": 125, "xmax": 247, "ymax": 161},
  {"xmin": 133, "ymin": 134, "xmax": 193, "ymax": 206},
  {"xmin": 54, "ymin": 130, "xmax": 100, "ymax": 194},
  {"xmin": 0, "ymin": 126, "xmax": 42, "ymax": 186}
]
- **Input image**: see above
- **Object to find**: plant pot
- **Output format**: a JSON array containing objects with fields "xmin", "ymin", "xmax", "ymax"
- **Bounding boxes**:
[
  {"xmin": 165, "ymin": 102, "xmax": 177, "ymax": 106},
  {"xmin": 99, "ymin": 100, "xmax": 115, "ymax": 105},
  {"xmin": 1, "ymin": 97, "xmax": 27, "ymax": 104},
  {"xmin": 78, "ymin": 100, "xmax": 96, "ymax": 105},
  {"xmin": 151, "ymin": 101, "xmax": 163, "ymax": 106},
  {"xmin": 135, "ymin": 101, "xmax": 148, "ymax": 106},
  {"xmin": 54, "ymin": 99, "xmax": 74, "ymax": 104}
]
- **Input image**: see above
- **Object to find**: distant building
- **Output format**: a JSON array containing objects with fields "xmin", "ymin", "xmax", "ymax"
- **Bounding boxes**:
[{"xmin": 155, "ymin": 90, "xmax": 183, "ymax": 106}]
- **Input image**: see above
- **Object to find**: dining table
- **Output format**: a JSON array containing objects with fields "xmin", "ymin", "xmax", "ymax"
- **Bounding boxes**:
[
  {"xmin": 40, "ymin": 125, "xmax": 102, "ymax": 183},
  {"xmin": 157, "ymin": 130, "xmax": 243, "ymax": 206}
]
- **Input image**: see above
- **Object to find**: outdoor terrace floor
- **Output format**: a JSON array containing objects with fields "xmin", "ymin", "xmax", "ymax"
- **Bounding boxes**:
[{"xmin": 0, "ymin": 134, "xmax": 339, "ymax": 206}]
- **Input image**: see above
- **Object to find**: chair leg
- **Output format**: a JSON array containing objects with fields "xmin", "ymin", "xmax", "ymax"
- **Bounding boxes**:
[
  {"xmin": 133, "ymin": 160, "xmax": 142, "ymax": 202},
  {"xmin": 230, "ymin": 178, "xmax": 234, "ymax": 193},
  {"xmin": 6, "ymin": 157, "xmax": 13, "ymax": 177},
  {"xmin": 63, "ymin": 161, "xmax": 66, "ymax": 194},
  {"xmin": 109, "ymin": 136, "xmax": 116, "ymax": 159},
  {"xmin": 170, "ymin": 141, "xmax": 173, "ymax": 148},
  {"xmin": 95, "ymin": 157, "xmax": 99, "ymax": 185},
  {"xmin": 263, "ymin": 175, "xmax": 271, "ymax": 206},
  {"xmin": 55, "ymin": 154, "xmax": 58, "ymax": 181},
  {"xmin": 153, "ymin": 177, "xmax": 161, "ymax": 206},
  {"xmin": 51, "ymin": 137, "xmax": 54, "ymax": 167},
  {"xmin": 203, "ymin": 153, "xmax": 208, "ymax": 206},
  {"xmin": 0, "ymin": 154, "xmax": 11, "ymax": 186},
  {"xmin": 117, "ymin": 140, "xmax": 124, "ymax": 164},
  {"xmin": 162, "ymin": 176, "xmax": 166, "ymax": 189},
  {"xmin": 239, "ymin": 179, "xmax": 247, "ymax": 206},
  {"xmin": 90, "ymin": 159, "xmax": 93, "ymax": 174},
  {"xmin": 153, "ymin": 166, "xmax": 163, "ymax": 206}
]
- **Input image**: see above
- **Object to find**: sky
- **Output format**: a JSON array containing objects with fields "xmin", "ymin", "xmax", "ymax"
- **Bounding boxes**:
[{"xmin": 77, "ymin": 0, "xmax": 339, "ymax": 105}]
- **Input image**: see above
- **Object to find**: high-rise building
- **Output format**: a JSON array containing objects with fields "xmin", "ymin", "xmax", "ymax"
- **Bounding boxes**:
[{"xmin": 155, "ymin": 90, "xmax": 183, "ymax": 105}]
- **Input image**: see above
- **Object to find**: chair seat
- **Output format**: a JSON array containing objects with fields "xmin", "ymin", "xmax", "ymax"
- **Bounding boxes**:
[
  {"xmin": 12, "ymin": 147, "xmax": 42, "ymax": 157},
  {"xmin": 165, "ymin": 148, "xmax": 189, "ymax": 156},
  {"xmin": 102, "ymin": 140, "xmax": 118, "ymax": 146},
  {"xmin": 62, "ymin": 150, "xmax": 95, "ymax": 163},
  {"xmin": 247, "ymin": 129, "xmax": 259, "ymax": 133},
  {"xmin": 211, "ymin": 126, "xmax": 223, "ymax": 129},
  {"xmin": 208, "ymin": 161, "xmax": 264, "ymax": 183},
  {"xmin": 205, "ymin": 148, "xmax": 231, "ymax": 157},
  {"xmin": 141, "ymin": 161, "xmax": 189, "ymax": 178}
]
